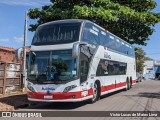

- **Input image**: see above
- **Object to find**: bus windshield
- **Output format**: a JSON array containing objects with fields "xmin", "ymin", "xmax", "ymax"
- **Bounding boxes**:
[
  {"xmin": 28, "ymin": 50, "xmax": 78, "ymax": 84},
  {"xmin": 32, "ymin": 22, "xmax": 81, "ymax": 45}
]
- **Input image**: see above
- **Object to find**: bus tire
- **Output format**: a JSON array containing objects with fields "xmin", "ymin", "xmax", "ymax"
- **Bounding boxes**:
[
  {"xmin": 90, "ymin": 82, "xmax": 100, "ymax": 103},
  {"xmin": 130, "ymin": 77, "xmax": 132, "ymax": 88},
  {"xmin": 125, "ymin": 78, "xmax": 130, "ymax": 91}
]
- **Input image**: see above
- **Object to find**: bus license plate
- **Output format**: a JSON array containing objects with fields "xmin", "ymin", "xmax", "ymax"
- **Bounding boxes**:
[{"xmin": 44, "ymin": 95, "xmax": 53, "ymax": 99}]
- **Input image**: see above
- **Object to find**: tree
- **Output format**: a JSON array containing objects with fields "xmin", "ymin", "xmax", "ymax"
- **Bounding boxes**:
[
  {"xmin": 135, "ymin": 47, "xmax": 145, "ymax": 72},
  {"xmin": 28, "ymin": 0, "xmax": 160, "ymax": 45},
  {"xmin": 144, "ymin": 56, "xmax": 153, "ymax": 61},
  {"xmin": 135, "ymin": 47, "xmax": 152, "ymax": 72}
]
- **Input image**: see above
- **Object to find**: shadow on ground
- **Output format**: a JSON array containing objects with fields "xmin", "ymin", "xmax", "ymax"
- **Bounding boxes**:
[
  {"xmin": 1, "ymin": 94, "xmax": 90, "ymax": 110},
  {"xmin": 0, "ymin": 94, "xmax": 28, "ymax": 109},
  {"xmin": 137, "ymin": 92, "xmax": 160, "ymax": 99},
  {"xmin": 124, "ymin": 92, "xmax": 160, "ymax": 99},
  {"xmin": 27, "ymin": 101, "xmax": 90, "ymax": 110}
]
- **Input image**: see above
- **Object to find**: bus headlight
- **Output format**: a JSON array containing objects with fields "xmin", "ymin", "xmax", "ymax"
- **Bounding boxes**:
[
  {"xmin": 27, "ymin": 82, "xmax": 35, "ymax": 92},
  {"xmin": 27, "ymin": 85, "xmax": 35, "ymax": 92},
  {"xmin": 63, "ymin": 85, "xmax": 77, "ymax": 93}
]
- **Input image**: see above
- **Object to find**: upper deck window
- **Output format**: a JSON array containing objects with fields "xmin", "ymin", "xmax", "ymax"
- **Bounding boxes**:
[
  {"xmin": 32, "ymin": 22, "xmax": 81, "ymax": 45},
  {"xmin": 82, "ymin": 23, "xmax": 100, "ymax": 45},
  {"xmin": 81, "ymin": 22, "xmax": 135, "ymax": 57}
]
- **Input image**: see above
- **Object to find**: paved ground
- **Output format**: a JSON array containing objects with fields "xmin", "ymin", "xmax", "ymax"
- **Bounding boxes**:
[{"xmin": 3, "ymin": 79, "xmax": 160, "ymax": 120}]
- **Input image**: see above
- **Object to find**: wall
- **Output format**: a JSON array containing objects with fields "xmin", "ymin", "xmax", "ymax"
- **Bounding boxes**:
[{"xmin": 0, "ymin": 49, "xmax": 16, "ymax": 63}]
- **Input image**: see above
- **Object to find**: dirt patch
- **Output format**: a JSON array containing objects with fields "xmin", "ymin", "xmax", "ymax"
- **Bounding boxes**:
[
  {"xmin": 0, "ymin": 103, "xmax": 14, "ymax": 111},
  {"xmin": 0, "ymin": 94, "xmax": 28, "ymax": 111}
]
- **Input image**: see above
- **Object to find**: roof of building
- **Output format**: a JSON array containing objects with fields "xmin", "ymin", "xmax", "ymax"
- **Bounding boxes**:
[
  {"xmin": 0, "ymin": 46, "xmax": 16, "ymax": 52},
  {"xmin": 0, "ymin": 46, "xmax": 30, "ymax": 53}
]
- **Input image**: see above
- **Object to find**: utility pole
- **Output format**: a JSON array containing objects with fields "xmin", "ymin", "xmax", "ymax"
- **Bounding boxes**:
[{"xmin": 23, "ymin": 11, "xmax": 28, "ymax": 87}]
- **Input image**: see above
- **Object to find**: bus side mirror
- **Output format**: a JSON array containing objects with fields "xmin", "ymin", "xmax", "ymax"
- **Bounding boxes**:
[
  {"xmin": 15, "ymin": 46, "xmax": 30, "ymax": 61},
  {"xmin": 72, "ymin": 43, "xmax": 80, "ymax": 58},
  {"xmin": 15, "ymin": 47, "xmax": 23, "ymax": 61}
]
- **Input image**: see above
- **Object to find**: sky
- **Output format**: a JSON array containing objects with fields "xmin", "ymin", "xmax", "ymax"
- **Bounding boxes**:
[
  {"xmin": 0, "ymin": 0, "xmax": 160, "ymax": 60},
  {"xmin": 0, "ymin": 0, "xmax": 51, "ymax": 47}
]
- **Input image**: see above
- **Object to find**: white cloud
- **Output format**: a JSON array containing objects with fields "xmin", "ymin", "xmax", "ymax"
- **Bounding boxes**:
[
  {"xmin": 0, "ymin": 0, "xmax": 51, "ymax": 7},
  {"xmin": 0, "ymin": 39, "xmax": 9, "ymax": 42},
  {"xmin": 14, "ymin": 36, "xmax": 24, "ymax": 43}
]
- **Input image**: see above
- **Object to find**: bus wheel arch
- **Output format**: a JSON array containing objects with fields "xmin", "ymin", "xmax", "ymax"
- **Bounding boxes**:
[
  {"xmin": 90, "ymin": 80, "xmax": 101, "ymax": 103},
  {"xmin": 95, "ymin": 80, "xmax": 101, "ymax": 99}
]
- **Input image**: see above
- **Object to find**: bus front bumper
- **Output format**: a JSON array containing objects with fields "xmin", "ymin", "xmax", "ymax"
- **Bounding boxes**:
[
  {"xmin": 28, "ymin": 95, "xmax": 92, "ymax": 102},
  {"xmin": 27, "ymin": 89, "xmax": 93, "ymax": 102}
]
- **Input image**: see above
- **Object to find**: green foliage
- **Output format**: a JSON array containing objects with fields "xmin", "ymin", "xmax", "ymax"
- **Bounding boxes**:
[
  {"xmin": 28, "ymin": 0, "xmax": 160, "ymax": 45},
  {"xmin": 135, "ymin": 47, "xmax": 145, "ymax": 72},
  {"xmin": 135, "ymin": 47, "xmax": 152, "ymax": 72},
  {"xmin": 144, "ymin": 56, "xmax": 153, "ymax": 61}
]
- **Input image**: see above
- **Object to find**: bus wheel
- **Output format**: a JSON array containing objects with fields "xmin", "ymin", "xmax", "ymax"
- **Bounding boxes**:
[
  {"xmin": 125, "ymin": 80, "xmax": 130, "ymax": 91},
  {"xmin": 128, "ymin": 80, "xmax": 131, "ymax": 90},
  {"xmin": 90, "ymin": 83, "xmax": 99, "ymax": 103},
  {"xmin": 130, "ymin": 79, "xmax": 132, "ymax": 88}
]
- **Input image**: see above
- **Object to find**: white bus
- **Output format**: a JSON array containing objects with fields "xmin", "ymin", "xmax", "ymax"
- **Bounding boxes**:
[{"xmin": 22, "ymin": 19, "xmax": 136, "ymax": 103}]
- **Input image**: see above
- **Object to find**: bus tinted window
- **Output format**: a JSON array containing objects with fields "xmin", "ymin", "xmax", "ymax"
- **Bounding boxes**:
[
  {"xmin": 108, "ymin": 35, "xmax": 122, "ymax": 52},
  {"xmin": 81, "ymin": 22, "xmax": 135, "ymax": 57},
  {"xmin": 82, "ymin": 23, "xmax": 100, "ymax": 45},
  {"xmin": 119, "ymin": 62, "xmax": 127, "ymax": 75},
  {"xmin": 98, "ymin": 32, "xmax": 133, "ymax": 56},
  {"xmin": 32, "ymin": 23, "xmax": 81, "ymax": 45},
  {"xmin": 120, "ymin": 42, "xmax": 134, "ymax": 56},
  {"xmin": 99, "ymin": 31, "xmax": 108, "ymax": 46},
  {"xmin": 107, "ymin": 35, "xmax": 115, "ymax": 50},
  {"xmin": 114, "ymin": 38, "xmax": 122, "ymax": 52},
  {"xmin": 96, "ymin": 60, "xmax": 108, "ymax": 76},
  {"xmin": 96, "ymin": 59, "xmax": 127, "ymax": 76},
  {"xmin": 121, "ymin": 43, "xmax": 128, "ymax": 54}
]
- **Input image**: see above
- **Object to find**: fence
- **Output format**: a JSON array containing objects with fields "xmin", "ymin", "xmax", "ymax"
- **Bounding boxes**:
[{"xmin": 0, "ymin": 61, "xmax": 22, "ymax": 94}]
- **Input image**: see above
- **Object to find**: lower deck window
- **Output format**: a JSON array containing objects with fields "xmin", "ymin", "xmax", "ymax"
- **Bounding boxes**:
[{"xmin": 96, "ymin": 59, "xmax": 127, "ymax": 76}]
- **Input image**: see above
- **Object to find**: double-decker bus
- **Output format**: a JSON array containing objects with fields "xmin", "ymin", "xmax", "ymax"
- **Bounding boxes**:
[{"xmin": 20, "ymin": 19, "xmax": 136, "ymax": 103}]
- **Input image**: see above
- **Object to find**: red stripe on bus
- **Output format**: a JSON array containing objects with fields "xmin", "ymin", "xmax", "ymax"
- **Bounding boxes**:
[
  {"xmin": 116, "ymin": 82, "xmax": 126, "ymax": 88},
  {"xmin": 100, "ymin": 80, "xmax": 136, "ymax": 92},
  {"xmin": 28, "ymin": 80, "xmax": 136, "ymax": 100},
  {"xmin": 100, "ymin": 82, "xmax": 126, "ymax": 92},
  {"xmin": 132, "ymin": 80, "xmax": 136, "ymax": 84},
  {"xmin": 28, "ymin": 88, "xmax": 94, "ymax": 100},
  {"xmin": 28, "ymin": 91, "xmax": 82, "ymax": 100}
]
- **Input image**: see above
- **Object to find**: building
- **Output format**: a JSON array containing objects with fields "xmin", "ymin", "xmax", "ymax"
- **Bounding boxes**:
[
  {"xmin": 154, "ymin": 61, "xmax": 160, "ymax": 79},
  {"xmin": 0, "ymin": 46, "xmax": 16, "ymax": 62},
  {"xmin": 143, "ymin": 60, "xmax": 160, "ymax": 79},
  {"xmin": 0, "ymin": 46, "xmax": 30, "ymax": 63}
]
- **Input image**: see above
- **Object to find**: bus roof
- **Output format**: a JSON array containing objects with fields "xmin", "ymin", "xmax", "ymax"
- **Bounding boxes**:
[
  {"xmin": 39, "ymin": 19, "xmax": 86, "ymax": 27},
  {"xmin": 38, "ymin": 19, "xmax": 134, "ymax": 48}
]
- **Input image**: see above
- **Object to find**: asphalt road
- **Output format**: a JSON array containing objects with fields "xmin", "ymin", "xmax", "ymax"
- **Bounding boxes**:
[{"xmin": 3, "ymin": 79, "xmax": 160, "ymax": 120}]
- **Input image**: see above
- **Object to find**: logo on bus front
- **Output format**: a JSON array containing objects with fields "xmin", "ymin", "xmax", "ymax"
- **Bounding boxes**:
[
  {"xmin": 42, "ymin": 87, "xmax": 55, "ymax": 91},
  {"xmin": 104, "ymin": 52, "xmax": 111, "ymax": 59}
]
